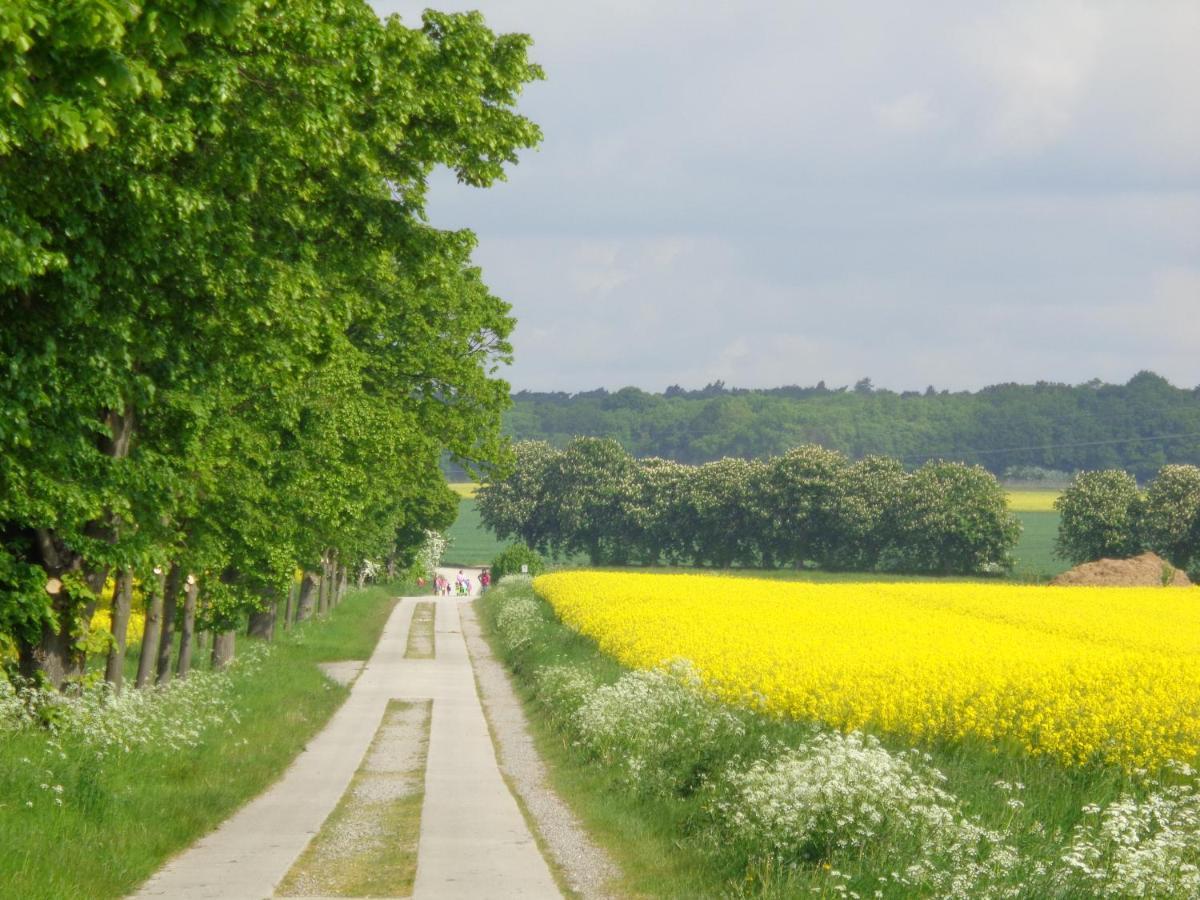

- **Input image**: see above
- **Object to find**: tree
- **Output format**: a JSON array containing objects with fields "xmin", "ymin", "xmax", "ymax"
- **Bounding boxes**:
[
  {"xmin": 477, "ymin": 441, "xmax": 561, "ymax": 552},
  {"xmin": 1, "ymin": 2, "xmax": 542, "ymax": 686},
  {"xmin": 1140, "ymin": 465, "xmax": 1200, "ymax": 575},
  {"xmin": 825, "ymin": 455, "xmax": 907, "ymax": 570},
  {"xmin": 1054, "ymin": 470, "xmax": 1144, "ymax": 565},
  {"xmin": 884, "ymin": 461, "xmax": 1019, "ymax": 574},
  {"xmin": 761, "ymin": 445, "xmax": 849, "ymax": 567},
  {"xmin": 684, "ymin": 457, "xmax": 767, "ymax": 568},
  {"xmin": 541, "ymin": 437, "xmax": 636, "ymax": 564}
]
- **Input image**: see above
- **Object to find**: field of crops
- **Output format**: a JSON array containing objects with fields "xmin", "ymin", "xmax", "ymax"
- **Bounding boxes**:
[
  {"xmin": 535, "ymin": 571, "xmax": 1200, "ymax": 770},
  {"xmin": 1005, "ymin": 488, "xmax": 1061, "ymax": 512}
]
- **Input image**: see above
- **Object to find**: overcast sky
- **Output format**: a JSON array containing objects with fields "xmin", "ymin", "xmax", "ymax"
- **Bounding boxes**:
[{"xmin": 371, "ymin": 1, "xmax": 1200, "ymax": 393}]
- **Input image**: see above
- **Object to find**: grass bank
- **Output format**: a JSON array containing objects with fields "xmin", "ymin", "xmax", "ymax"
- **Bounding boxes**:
[
  {"xmin": 0, "ymin": 582, "xmax": 406, "ymax": 900},
  {"xmin": 478, "ymin": 577, "xmax": 1196, "ymax": 898}
]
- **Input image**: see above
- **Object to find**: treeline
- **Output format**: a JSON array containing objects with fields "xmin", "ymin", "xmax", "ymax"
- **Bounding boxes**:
[
  {"xmin": 1056, "ymin": 466, "xmax": 1200, "ymax": 576},
  {"xmin": 0, "ymin": 2, "xmax": 540, "ymax": 688},
  {"xmin": 504, "ymin": 371, "xmax": 1200, "ymax": 479},
  {"xmin": 477, "ymin": 439, "xmax": 1019, "ymax": 575}
]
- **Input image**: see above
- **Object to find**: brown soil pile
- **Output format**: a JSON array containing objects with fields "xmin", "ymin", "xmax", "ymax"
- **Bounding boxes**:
[{"xmin": 1051, "ymin": 551, "xmax": 1193, "ymax": 587}]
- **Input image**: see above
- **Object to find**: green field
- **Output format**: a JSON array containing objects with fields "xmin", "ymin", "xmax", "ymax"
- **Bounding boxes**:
[
  {"xmin": 444, "ymin": 499, "xmax": 507, "ymax": 566},
  {"xmin": 1012, "ymin": 510, "xmax": 1068, "ymax": 580}
]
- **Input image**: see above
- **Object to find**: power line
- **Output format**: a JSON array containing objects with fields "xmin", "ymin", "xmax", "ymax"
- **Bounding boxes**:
[{"xmin": 898, "ymin": 431, "xmax": 1200, "ymax": 463}]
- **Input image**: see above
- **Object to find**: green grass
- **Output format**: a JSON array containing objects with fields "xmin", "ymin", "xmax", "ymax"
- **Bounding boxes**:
[
  {"xmin": 478, "ymin": 579, "xmax": 1151, "ymax": 899},
  {"xmin": 1013, "ymin": 510, "xmax": 1069, "ymax": 581},
  {"xmin": 445, "ymin": 498, "xmax": 507, "ymax": 566},
  {"xmin": 0, "ymin": 582, "xmax": 409, "ymax": 900}
]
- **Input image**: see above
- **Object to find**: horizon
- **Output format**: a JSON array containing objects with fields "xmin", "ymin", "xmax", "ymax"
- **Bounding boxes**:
[{"xmin": 508, "ymin": 368, "xmax": 1198, "ymax": 397}]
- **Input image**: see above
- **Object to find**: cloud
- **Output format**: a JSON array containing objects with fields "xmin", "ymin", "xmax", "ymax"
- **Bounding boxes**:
[
  {"xmin": 371, "ymin": 0, "xmax": 1200, "ymax": 392},
  {"xmin": 876, "ymin": 93, "xmax": 938, "ymax": 135}
]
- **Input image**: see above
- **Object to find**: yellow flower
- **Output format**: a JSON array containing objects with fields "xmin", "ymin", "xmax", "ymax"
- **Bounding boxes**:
[{"xmin": 534, "ymin": 571, "xmax": 1200, "ymax": 771}]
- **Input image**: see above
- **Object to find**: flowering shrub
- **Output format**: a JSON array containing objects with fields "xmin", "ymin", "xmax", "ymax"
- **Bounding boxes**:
[
  {"xmin": 415, "ymin": 530, "xmax": 449, "ymax": 581},
  {"xmin": 1057, "ymin": 766, "xmax": 1200, "ymax": 898},
  {"xmin": 711, "ymin": 732, "xmax": 1022, "ymax": 897},
  {"xmin": 1, "ymin": 643, "xmax": 270, "ymax": 813},
  {"xmin": 571, "ymin": 661, "xmax": 745, "ymax": 799},
  {"xmin": 492, "ymin": 589, "xmax": 544, "ymax": 655},
  {"xmin": 1055, "ymin": 469, "xmax": 1144, "ymax": 564}
]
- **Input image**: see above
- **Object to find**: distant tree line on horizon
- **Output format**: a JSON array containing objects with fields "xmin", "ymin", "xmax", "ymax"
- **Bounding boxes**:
[{"xmin": 500, "ymin": 370, "xmax": 1200, "ymax": 481}]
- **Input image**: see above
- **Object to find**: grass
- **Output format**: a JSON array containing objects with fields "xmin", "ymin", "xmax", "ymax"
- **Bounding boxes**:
[
  {"xmin": 478, "ymin": 578, "xmax": 1153, "ymax": 898},
  {"xmin": 445, "ymin": 498, "xmax": 507, "ymax": 566},
  {"xmin": 277, "ymin": 698, "xmax": 429, "ymax": 897},
  {"xmin": 405, "ymin": 601, "xmax": 436, "ymax": 659},
  {"xmin": 1013, "ymin": 510, "xmax": 1069, "ymax": 580},
  {"xmin": 0, "ymin": 582, "xmax": 409, "ymax": 900}
]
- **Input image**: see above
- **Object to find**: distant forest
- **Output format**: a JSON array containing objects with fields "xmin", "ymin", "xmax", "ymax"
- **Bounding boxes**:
[{"xmin": 501, "ymin": 371, "xmax": 1200, "ymax": 481}]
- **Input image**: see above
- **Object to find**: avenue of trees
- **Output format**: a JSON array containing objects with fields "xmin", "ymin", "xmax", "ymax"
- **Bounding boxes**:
[
  {"xmin": 478, "ymin": 439, "xmax": 1020, "ymax": 575},
  {"xmin": 0, "ymin": 1, "xmax": 541, "ymax": 688},
  {"xmin": 504, "ymin": 371, "xmax": 1200, "ymax": 479},
  {"xmin": 1055, "ymin": 465, "xmax": 1200, "ymax": 575}
]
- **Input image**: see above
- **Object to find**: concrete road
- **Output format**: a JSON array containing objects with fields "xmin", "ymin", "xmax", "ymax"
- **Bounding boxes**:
[{"xmin": 131, "ymin": 583, "xmax": 558, "ymax": 899}]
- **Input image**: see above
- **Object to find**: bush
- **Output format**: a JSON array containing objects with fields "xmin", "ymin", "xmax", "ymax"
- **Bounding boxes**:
[
  {"xmin": 1054, "ymin": 470, "xmax": 1143, "ymax": 565},
  {"xmin": 489, "ymin": 542, "xmax": 545, "ymax": 581}
]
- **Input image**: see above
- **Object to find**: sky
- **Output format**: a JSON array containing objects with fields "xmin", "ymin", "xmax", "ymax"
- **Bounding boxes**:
[{"xmin": 370, "ymin": 1, "xmax": 1200, "ymax": 394}]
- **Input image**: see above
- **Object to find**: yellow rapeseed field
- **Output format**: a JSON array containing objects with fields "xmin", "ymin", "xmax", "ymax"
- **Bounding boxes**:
[
  {"xmin": 1005, "ymin": 489, "xmax": 1060, "ymax": 511},
  {"xmin": 534, "ymin": 571, "xmax": 1200, "ymax": 770}
]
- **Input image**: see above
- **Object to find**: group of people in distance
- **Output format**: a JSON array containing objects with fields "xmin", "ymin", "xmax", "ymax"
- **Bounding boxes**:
[{"xmin": 432, "ymin": 568, "xmax": 491, "ymax": 597}]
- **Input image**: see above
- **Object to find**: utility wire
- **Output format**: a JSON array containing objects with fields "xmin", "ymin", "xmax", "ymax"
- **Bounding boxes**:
[{"xmin": 898, "ymin": 431, "xmax": 1200, "ymax": 463}]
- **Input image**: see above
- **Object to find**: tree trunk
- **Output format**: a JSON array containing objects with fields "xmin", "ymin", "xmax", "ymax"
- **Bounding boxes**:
[
  {"xmin": 18, "ymin": 407, "xmax": 134, "ymax": 688},
  {"xmin": 297, "ymin": 571, "xmax": 319, "ymax": 621},
  {"xmin": 103, "ymin": 570, "xmax": 134, "ymax": 690},
  {"xmin": 211, "ymin": 629, "xmax": 236, "ymax": 669},
  {"xmin": 177, "ymin": 576, "xmax": 198, "ymax": 678},
  {"xmin": 16, "ymin": 528, "xmax": 110, "ymax": 687},
  {"xmin": 135, "ymin": 568, "xmax": 166, "ymax": 689},
  {"xmin": 247, "ymin": 604, "xmax": 274, "ymax": 640},
  {"xmin": 386, "ymin": 553, "xmax": 397, "ymax": 581},
  {"xmin": 282, "ymin": 581, "xmax": 295, "ymax": 632},
  {"xmin": 338, "ymin": 565, "xmax": 348, "ymax": 604},
  {"xmin": 317, "ymin": 554, "xmax": 330, "ymax": 616},
  {"xmin": 154, "ymin": 564, "xmax": 182, "ymax": 685}
]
